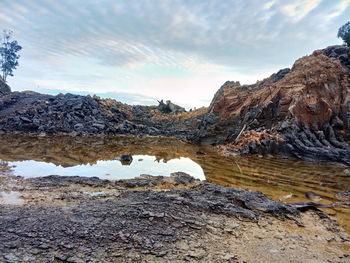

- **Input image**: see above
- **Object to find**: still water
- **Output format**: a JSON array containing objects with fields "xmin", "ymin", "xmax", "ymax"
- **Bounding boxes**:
[
  {"xmin": 0, "ymin": 134, "xmax": 349, "ymax": 232},
  {"xmin": 7, "ymin": 156, "xmax": 205, "ymax": 180}
]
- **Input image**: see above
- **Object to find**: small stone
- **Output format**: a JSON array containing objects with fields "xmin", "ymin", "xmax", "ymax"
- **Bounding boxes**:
[
  {"xmin": 305, "ymin": 191, "xmax": 321, "ymax": 202},
  {"xmin": 155, "ymin": 250, "xmax": 168, "ymax": 257},
  {"xmin": 20, "ymin": 116, "xmax": 32, "ymax": 123},
  {"xmin": 188, "ymin": 250, "xmax": 207, "ymax": 259},
  {"xmin": 222, "ymin": 253, "xmax": 237, "ymax": 261},
  {"xmin": 268, "ymin": 248, "xmax": 280, "ymax": 254},
  {"xmin": 74, "ymin": 123, "xmax": 84, "ymax": 130},
  {"xmin": 67, "ymin": 256, "xmax": 86, "ymax": 263},
  {"xmin": 92, "ymin": 122, "xmax": 105, "ymax": 130}
]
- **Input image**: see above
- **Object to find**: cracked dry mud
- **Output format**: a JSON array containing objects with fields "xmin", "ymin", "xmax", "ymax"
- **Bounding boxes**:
[{"xmin": 0, "ymin": 174, "xmax": 349, "ymax": 263}]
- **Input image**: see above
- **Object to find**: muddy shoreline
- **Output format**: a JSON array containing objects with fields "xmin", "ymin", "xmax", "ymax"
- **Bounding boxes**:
[{"xmin": 0, "ymin": 173, "xmax": 349, "ymax": 263}]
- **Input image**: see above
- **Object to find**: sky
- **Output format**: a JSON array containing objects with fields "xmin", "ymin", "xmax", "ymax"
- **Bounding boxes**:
[{"xmin": 0, "ymin": 0, "xmax": 349, "ymax": 108}]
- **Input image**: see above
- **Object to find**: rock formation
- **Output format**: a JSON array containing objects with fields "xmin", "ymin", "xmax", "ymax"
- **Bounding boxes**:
[
  {"xmin": 0, "ymin": 45, "xmax": 349, "ymax": 164},
  {"xmin": 157, "ymin": 99, "xmax": 186, "ymax": 114},
  {"xmin": 195, "ymin": 45, "xmax": 350, "ymax": 164},
  {"xmin": 0, "ymin": 92, "xmax": 199, "ymax": 138}
]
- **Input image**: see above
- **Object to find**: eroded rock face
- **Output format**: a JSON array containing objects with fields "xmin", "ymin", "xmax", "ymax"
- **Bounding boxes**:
[
  {"xmin": 196, "ymin": 46, "xmax": 350, "ymax": 164},
  {"xmin": 0, "ymin": 77, "xmax": 10, "ymax": 96}
]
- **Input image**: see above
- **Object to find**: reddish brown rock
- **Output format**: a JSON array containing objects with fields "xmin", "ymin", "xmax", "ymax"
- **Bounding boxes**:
[
  {"xmin": 197, "ymin": 46, "xmax": 350, "ymax": 164},
  {"xmin": 209, "ymin": 50, "xmax": 349, "ymax": 131}
]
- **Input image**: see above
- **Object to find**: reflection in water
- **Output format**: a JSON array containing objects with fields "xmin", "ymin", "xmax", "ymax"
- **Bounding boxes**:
[
  {"xmin": 203, "ymin": 155, "xmax": 350, "ymax": 232},
  {"xmin": 0, "ymin": 134, "xmax": 349, "ymax": 232},
  {"xmin": 8, "ymin": 155, "xmax": 205, "ymax": 180}
]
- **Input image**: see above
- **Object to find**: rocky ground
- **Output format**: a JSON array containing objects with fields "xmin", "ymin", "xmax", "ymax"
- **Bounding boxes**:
[
  {"xmin": 1, "ymin": 43, "xmax": 350, "ymax": 263},
  {"xmin": 0, "ymin": 173, "xmax": 349, "ymax": 263},
  {"xmin": 0, "ymin": 72, "xmax": 204, "ymax": 139},
  {"xmin": 0, "ymin": 90, "xmax": 203, "ymax": 138}
]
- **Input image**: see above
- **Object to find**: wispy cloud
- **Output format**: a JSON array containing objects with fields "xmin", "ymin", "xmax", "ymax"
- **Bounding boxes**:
[
  {"xmin": 325, "ymin": 0, "xmax": 350, "ymax": 20},
  {"xmin": 280, "ymin": 0, "xmax": 322, "ymax": 22},
  {"xmin": 1, "ymin": 0, "xmax": 349, "ymax": 106}
]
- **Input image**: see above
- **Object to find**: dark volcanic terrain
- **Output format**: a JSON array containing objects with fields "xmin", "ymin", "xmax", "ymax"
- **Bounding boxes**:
[
  {"xmin": 0, "ymin": 173, "xmax": 349, "ymax": 263},
  {"xmin": 0, "ymin": 45, "xmax": 350, "ymax": 262},
  {"xmin": 1, "ymin": 46, "xmax": 350, "ymax": 164},
  {"xmin": 0, "ymin": 90, "xmax": 203, "ymax": 138}
]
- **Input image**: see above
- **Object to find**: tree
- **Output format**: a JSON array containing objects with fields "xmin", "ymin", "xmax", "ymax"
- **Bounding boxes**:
[
  {"xmin": 338, "ymin": 22, "xmax": 350, "ymax": 47},
  {"xmin": 0, "ymin": 30, "xmax": 22, "ymax": 82}
]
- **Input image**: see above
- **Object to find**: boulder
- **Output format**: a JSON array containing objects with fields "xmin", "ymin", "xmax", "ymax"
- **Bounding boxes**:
[
  {"xmin": 322, "ymin": 45, "xmax": 350, "ymax": 70},
  {"xmin": 157, "ymin": 100, "xmax": 186, "ymax": 114}
]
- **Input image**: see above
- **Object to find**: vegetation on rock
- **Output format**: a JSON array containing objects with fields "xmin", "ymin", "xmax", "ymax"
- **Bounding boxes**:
[{"xmin": 338, "ymin": 21, "xmax": 350, "ymax": 47}]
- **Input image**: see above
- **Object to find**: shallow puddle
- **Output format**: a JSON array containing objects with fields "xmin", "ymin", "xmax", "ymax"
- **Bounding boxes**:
[
  {"xmin": 0, "ymin": 191, "xmax": 23, "ymax": 205},
  {"xmin": 0, "ymin": 134, "xmax": 349, "ymax": 232},
  {"xmin": 7, "ymin": 155, "xmax": 205, "ymax": 180}
]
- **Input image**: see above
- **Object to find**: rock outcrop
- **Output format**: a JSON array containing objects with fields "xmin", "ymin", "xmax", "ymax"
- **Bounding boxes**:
[
  {"xmin": 195, "ymin": 45, "xmax": 350, "ymax": 165},
  {"xmin": 0, "ymin": 91, "xmax": 200, "ymax": 137},
  {"xmin": 0, "ymin": 76, "xmax": 10, "ymax": 96},
  {"xmin": 0, "ymin": 45, "xmax": 349, "ymax": 164},
  {"xmin": 0, "ymin": 92, "xmax": 127, "ymax": 134},
  {"xmin": 157, "ymin": 99, "xmax": 186, "ymax": 114}
]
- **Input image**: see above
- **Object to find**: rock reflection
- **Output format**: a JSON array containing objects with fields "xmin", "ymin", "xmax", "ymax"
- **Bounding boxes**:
[
  {"xmin": 0, "ymin": 135, "xmax": 201, "ymax": 167},
  {"xmin": 0, "ymin": 134, "xmax": 349, "ymax": 232}
]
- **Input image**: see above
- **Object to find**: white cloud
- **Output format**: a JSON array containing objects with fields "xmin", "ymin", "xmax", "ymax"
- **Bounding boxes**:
[
  {"xmin": 325, "ymin": 0, "xmax": 350, "ymax": 20},
  {"xmin": 281, "ymin": 0, "xmax": 322, "ymax": 22},
  {"xmin": 1, "ymin": 0, "xmax": 349, "ymax": 106},
  {"xmin": 0, "ymin": 13, "xmax": 13, "ymax": 23},
  {"xmin": 263, "ymin": 0, "xmax": 277, "ymax": 9}
]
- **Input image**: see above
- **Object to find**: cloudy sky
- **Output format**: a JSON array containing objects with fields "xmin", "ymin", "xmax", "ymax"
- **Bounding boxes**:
[{"xmin": 0, "ymin": 0, "xmax": 349, "ymax": 107}]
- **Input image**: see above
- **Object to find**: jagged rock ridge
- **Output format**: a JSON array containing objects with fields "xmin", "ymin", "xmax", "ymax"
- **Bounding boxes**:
[{"xmin": 195, "ymin": 45, "xmax": 350, "ymax": 165}]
